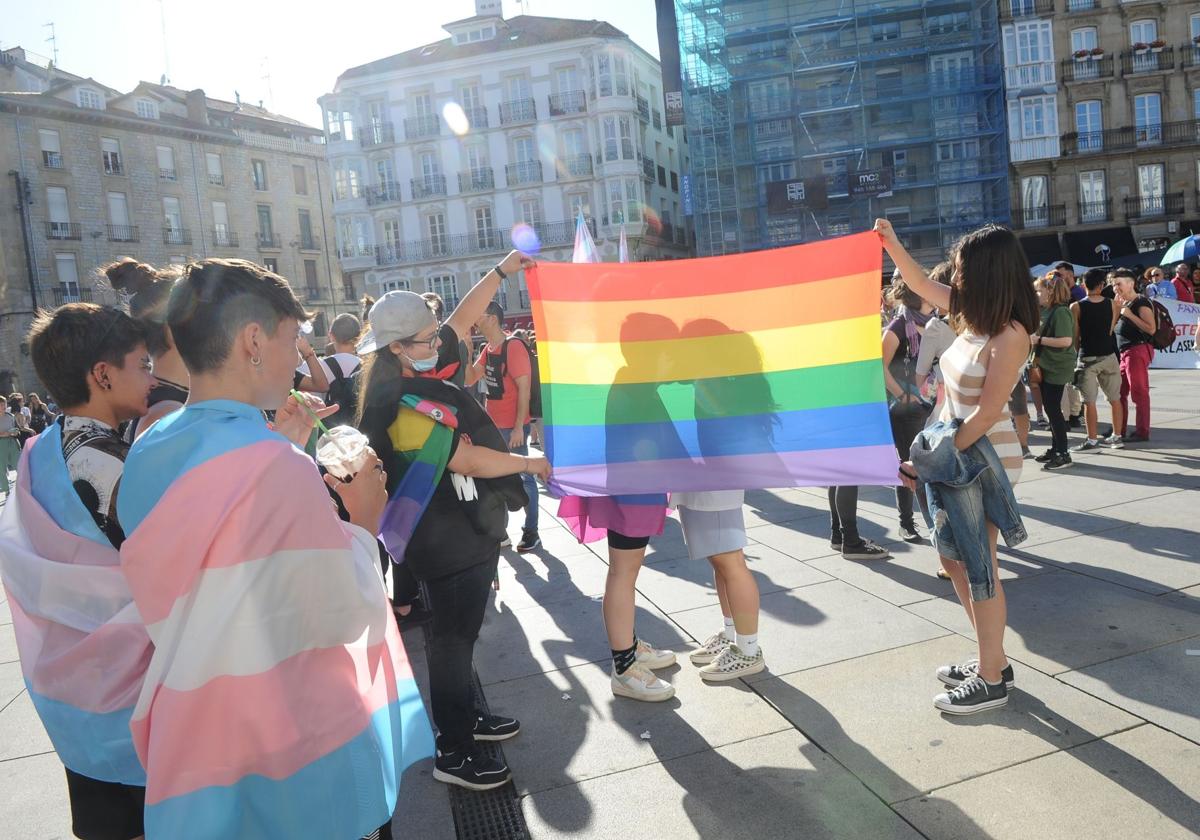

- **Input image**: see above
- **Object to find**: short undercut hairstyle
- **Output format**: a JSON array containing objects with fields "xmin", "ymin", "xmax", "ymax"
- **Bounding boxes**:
[
  {"xmin": 28, "ymin": 304, "xmax": 147, "ymax": 408},
  {"xmin": 1083, "ymin": 268, "xmax": 1108, "ymax": 291},
  {"xmin": 329, "ymin": 313, "xmax": 362, "ymax": 345},
  {"xmin": 167, "ymin": 259, "xmax": 310, "ymax": 374}
]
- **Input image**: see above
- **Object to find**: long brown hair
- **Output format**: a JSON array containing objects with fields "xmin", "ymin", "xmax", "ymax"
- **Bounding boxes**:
[
  {"xmin": 948, "ymin": 225, "xmax": 1040, "ymax": 337},
  {"xmin": 355, "ymin": 348, "xmax": 405, "ymax": 425}
]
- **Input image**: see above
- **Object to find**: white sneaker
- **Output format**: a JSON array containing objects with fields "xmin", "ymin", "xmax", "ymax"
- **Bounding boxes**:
[
  {"xmin": 635, "ymin": 639, "xmax": 677, "ymax": 670},
  {"xmin": 688, "ymin": 632, "xmax": 730, "ymax": 666},
  {"xmin": 698, "ymin": 645, "xmax": 766, "ymax": 682},
  {"xmin": 611, "ymin": 664, "xmax": 675, "ymax": 702}
]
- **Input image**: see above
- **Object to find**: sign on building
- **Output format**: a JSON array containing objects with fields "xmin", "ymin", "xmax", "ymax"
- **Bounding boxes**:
[
  {"xmin": 849, "ymin": 167, "xmax": 894, "ymax": 198},
  {"xmin": 766, "ymin": 178, "xmax": 829, "ymax": 213}
]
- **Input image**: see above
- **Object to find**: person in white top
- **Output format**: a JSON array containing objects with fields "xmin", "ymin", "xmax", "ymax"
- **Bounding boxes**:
[
  {"xmin": 673, "ymin": 490, "xmax": 766, "ymax": 681},
  {"xmin": 876, "ymin": 218, "xmax": 1040, "ymax": 716}
]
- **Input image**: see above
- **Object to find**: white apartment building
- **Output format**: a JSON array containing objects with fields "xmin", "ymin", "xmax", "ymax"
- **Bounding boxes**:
[{"xmin": 321, "ymin": 4, "xmax": 691, "ymax": 327}]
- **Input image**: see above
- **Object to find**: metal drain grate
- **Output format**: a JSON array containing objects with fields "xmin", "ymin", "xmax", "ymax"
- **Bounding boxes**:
[{"xmin": 420, "ymin": 598, "xmax": 530, "ymax": 840}]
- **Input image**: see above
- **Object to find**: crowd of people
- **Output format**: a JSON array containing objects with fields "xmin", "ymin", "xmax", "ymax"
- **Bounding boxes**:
[{"xmin": 0, "ymin": 222, "xmax": 1182, "ymax": 838}]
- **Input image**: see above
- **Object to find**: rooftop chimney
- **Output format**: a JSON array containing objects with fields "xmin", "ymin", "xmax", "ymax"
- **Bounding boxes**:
[{"xmin": 186, "ymin": 88, "xmax": 208, "ymax": 125}]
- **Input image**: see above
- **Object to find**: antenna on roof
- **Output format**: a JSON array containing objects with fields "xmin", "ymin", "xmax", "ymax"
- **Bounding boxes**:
[
  {"xmin": 43, "ymin": 22, "xmax": 58, "ymax": 67},
  {"xmin": 260, "ymin": 56, "xmax": 275, "ymax": 112},
  {"xmin": 158, "ymin": 0, "xmax": 171, "ymax": 85}
]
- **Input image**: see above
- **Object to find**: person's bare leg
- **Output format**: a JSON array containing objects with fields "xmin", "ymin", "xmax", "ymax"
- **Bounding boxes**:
[
  {"xmin": 709, "ymin": 550, "xmax": 759, "ymax": 636},
  {"xmin": 1014, "ymin": 413, "xmax": 1030, "ymax": 450},
  {"xmin": 713, "ymin": 565, "xmax": 731, "ymax": 620},
  {"xmin": 602, "ymin": 547, "xmax": 646, "ymax": 649},
  {"xmin": 1108, "ymin": 399, "xmax": 1123, "ymax": 438},
  {"xmin": 1031, "ymin": 383, "xmax": 1044, "ymax": 419},
  {"xmin": 970, "ymin": 524, "xmax": 1008, "ymax": 684},
  {"xmin": 941, "ymin": 555, "xmax": 976, "ymax": 631},
  {"xmin": 1085, "ymin": 401, "xmax": 1099, "ymax": 440}
]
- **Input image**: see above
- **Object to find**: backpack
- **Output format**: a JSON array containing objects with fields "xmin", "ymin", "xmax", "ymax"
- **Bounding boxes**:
[
  {"xmin": 1147, "ymin": 299, "xmax": 1175, "ymax": 351},
  {"xmin": 324, "ymin": 355, "xmax": 361, "ymax": 428},
  {"xmin": 484, "ymin": 337, "xmax": 543, "ymax": 419}
]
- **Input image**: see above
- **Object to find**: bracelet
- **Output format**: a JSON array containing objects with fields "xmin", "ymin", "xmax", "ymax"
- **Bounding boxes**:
[
  {"xmin": 493, "ymin": 264, "xmax": 507, "ymax": 280},
  {"xmin": 521, "ymin": 456, "xmax": 529, "ymax": 473}
]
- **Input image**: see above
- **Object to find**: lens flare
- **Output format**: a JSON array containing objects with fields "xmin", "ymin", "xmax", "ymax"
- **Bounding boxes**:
[
  {"xmin": 443, "ymin": 102, "xmax": 470, "ymax": 137},
  {"xmin": 511, "ymin": 223, "xmax": 541, "ymax": 254}
]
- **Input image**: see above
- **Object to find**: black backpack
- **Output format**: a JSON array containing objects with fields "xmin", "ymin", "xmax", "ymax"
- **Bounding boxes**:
[
  {"xmin": 485, "ymin": 337, "xmax": 543, "ymax": 419},
  {"xmin": 1147, "ymin": 299, "xmax": 1175, "ymax": 351},
  {"xmin": 324, "ymin": 356, "xmax": 361, "ymax": 428}
]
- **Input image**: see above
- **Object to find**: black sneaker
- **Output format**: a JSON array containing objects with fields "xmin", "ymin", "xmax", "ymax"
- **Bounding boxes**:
[
  {"xmin": 433, "ymin": 748, "xmax": 512, "ymax": 791},
  {"xmin": 1068, "ymin": 414, "xmax": 1082, "ymax": 429},
  {"xmin": 1033, "ymin": 448, "xmax": 1055, "ymax": 463},
  {"xmin": 473, "ymin": 713, "xmax": 520, "ymax": 742},
  {"xmin": 841, "ymin": 539, "xmax": 891, "ymax": 561},
  {"xmin": 934, "ymin": 675, "xmax": 1008, "ymax": 715},
  {"xmin": 936, "ymin": 659, "xmax": 1014, "ymax": 689},
  {"xmin": 899, "ymin": 523, "xmax": 922, "ymax": 543},
  {"xmin": 516, "ymin": 529, "xmax": 541, "ymax": 553},
  {"xmin": 1043, "ymin": 453, "xmax": 1072, "ymax": 471}
]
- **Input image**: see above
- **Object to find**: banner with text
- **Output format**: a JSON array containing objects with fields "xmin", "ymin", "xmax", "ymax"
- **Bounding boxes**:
[{"xmin": 1149, "ymin": 298, "xmax": 1200, "ymax": 369}]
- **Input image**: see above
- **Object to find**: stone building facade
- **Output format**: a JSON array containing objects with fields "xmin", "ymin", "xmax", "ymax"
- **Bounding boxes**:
[
  {"xmin": 0, "ymin": 47, "xmax": 346, "ymax": 394},
  {"xmin": 1002, "ymin": 0, "xmax": 1200, "ymax": 264},
  {"xmin": 321, "ymin": 5, "xmax": 692, "ymax": 329}
]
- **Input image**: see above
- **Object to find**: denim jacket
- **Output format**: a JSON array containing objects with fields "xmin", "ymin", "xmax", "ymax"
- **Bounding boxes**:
[{"xmin": 911, "ymin": 419, "xmax": 1027, "ymax": 601}]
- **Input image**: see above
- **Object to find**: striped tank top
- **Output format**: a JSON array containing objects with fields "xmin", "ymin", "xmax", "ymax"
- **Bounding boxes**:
[{"xmin": 939, "ymin": 333, "xmax": 1024, "ymax": 486}]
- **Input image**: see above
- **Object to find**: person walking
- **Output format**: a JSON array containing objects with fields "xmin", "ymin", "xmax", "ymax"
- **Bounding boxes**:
[
  {"xmin": 0, "ymin": 400, "xmax": 21, "ymax": 496},
  {"xmin": 882, "ymin": 275, "xmax": 935, "ymax": 541},
  {"xmin": 878, "ymin": 218, "xmax": 1038, "ymax": 715},
  {"xmin": 1112, "ymin": 269, "xmax": 1157, "ymax": 443},
  {"xmin": 1031, "ymin": 272, "xmax": 1078, "ymax": 471},
  {"xmin": 1070, "ymin": 269, "xmax": 1124, "ymax": 452},
  {"xmin": 470, "ymin": 301, "xmax": 541, "ymax": 553}
]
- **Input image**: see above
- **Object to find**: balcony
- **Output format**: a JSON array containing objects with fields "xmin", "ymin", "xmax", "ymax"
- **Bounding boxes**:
[
  {"xmin": 1010, "ymin": 137, "xmax": 1061, "ymax": 162},
  {"xmin": 411, "ymin": 174, "xmax": 447, "ymax": 199},
  {"xmin": 458, "ymin": 168, "xmax": 495, "ymax": 194},
  {"xmin": 107, "ymin": 224, "xmax": 139, "ymax": 242},
  {"xmin": 375, "ymin": 218, "xmax": 595, "ymax": 265},
  {"xmin": 257, "ymin": 232, "xmax": 281, "ymax": 249},
  {"xmin": 42, "ymin": 151, "xmax": 63, "ymax": 168},
  {"xmin": 636, "ymin": 96, "xmax": 650, "ymax": 122},
  {"xmin": 1066, "ymin": 0, "xmax": 1099, "ymax": 10},
  {"xmin": 159, "ymin": 168, "xmax": 177, "ymax": 181},
  {"xmin": 366, "ymin": 181, "xmax": 403, "ymax": 205},
  {"xmin": 1121, "ymin": 46, "xmax": 1174, "ymax": 75},
  {"xmin": 51, "ymin": 286, "xmax": 93, "ymax": 306},
  {"xmin": 208, "ymin": 172, "xmax": 224, "ymax": 186},
  {"xmin": 404, "ymin": 114, "xmax": 440, "ymax": 140},
  {"xmin": 557, "ymin": 154, "xmax": 593, "ymax": 179},
  {"xmin": 342, "ymin": 284, "xmax": 358, "ymax": 302},
  {"xmin": 464, "ymin": 106, "xmax": 488, "ymax": 128},
  {"xmin": 1124, "ymin": 192, "xmax": 1184, "ymax": 220},
  {"xmin": 999, "ymin": 0, "xmax": 1054, "ymax": 18},
  {"xmin": 299, "ymin": 234, "xmax": 321, "ymax": 251},
  {"xmin": 1012, "ymin": 204, "xmax": 1066, "ymax": 230},
  {"xmin": 652, "ymin": 110, "xmax": 662, "ymax": 130},
  {"xmin": 163, "ymin": 228, "xmax": 191, "ymax": 246},
  {"xmin": 1060, "ymin": 55, "xmax": 1115, "ymax": 82},
  {"xmin": 360, "ymin": 122, "xmax": 396, "ymax": 148},
  {"xmin": 505, "ymin": 161, "xmax": 543, "ymax": 186},
  {"xmin": 103, "ymin": 157, "xmax": 124, "ymax": 176},
  {"xmin": 337, "ymin": 244, "xmax": 375, "ymax": 263},
  {"xmin": 212, "ymin": 229, "xmax": 239, "ymax": 247},
  {"xmin": 304, "ymin": 286, "xmax": 326, "ymax": 301},
  {"xmin": 499, "ymin": 98, "xmax": 536, "ymax": 125},
  {"xmin": 1077, "ymin": 199, "xmax": 1113, "ymax": 224},
  {"xmin": 548, "ymin": 90, "xmax": 586, "ymax": 116},
  {"xmin": 1181, "ymin": 43, "xmax": 1200, "ymax": 69},
  {"xmin": 641, "ymin": 156, "xmax": 655, "ymax": 181},
  {"xmin": 1062, "ymin": 119, "xmax": 1200, "ymax": 155},
  {"xmin": 1004, "ymin": 61, "xmax": 1056, "ymax": 89},
  {"xmin": 46, "ymin": 221, "xmax": 81, "ymax": 240}
]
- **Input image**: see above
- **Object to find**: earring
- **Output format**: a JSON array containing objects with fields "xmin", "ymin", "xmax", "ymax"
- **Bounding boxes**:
[
  {"xmin": 103, "ymin": 382, "xmax": 112, "ymax": 391},
  {"xmin": 250, "ymin": 356, "xmax": 262, "ymax": 367}
]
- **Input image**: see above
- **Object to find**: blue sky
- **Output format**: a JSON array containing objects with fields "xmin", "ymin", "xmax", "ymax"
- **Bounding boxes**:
[{"xmin": 3, "ymin": 0, "xmax": 663, "ymax": 126}]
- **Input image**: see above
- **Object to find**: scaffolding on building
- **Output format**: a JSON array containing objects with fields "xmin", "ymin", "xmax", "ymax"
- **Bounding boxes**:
[{"xmin": 676, "ymin": 0, "xmax": 1010, "ymax": 261}]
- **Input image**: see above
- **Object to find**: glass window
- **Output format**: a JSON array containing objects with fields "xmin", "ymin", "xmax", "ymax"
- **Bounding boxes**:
[
  {"xmin": 136, "ymin": 99, "xmax": 159, "ymax": 119},
  {"xmin": 303, "ymin": 260, "xmax": 318, "ymax": 288},
  {"xmin": 162, "ymin": 196, "xmax": 182, "ymax": 231},
  {"xmin": 614, "ymin": 54, "xmax": 629, "ymax": 96},
  {"xmin": 78, "ymin": 88, "xmax": 104, "ymax": 110},
  {"xmin": 619, "ymin": 117, "xmax": 634, "ymax": 159},
  {"xmin": 625, "ymin": 179, "xmax": 641, "ymax": 222},
  {"xmin": 518, "ymin": 198, "xmax": 542, "ymax": 226},
  {"xmin": 1129, "ymin": 19, "xmax": 1157, "ymax": 45},
  {"xmin": 257, "ymin": 205, "xmax": 274, "ymax": 238},
  {"xmin": 206, "ymin": 152, "xmax": 223, "ymax": 184},
  {"xmin": 107, "ymin": 192, "xmax": 130, "ymax": 227},
  {"xmin": 1021, "ymin": 175, "xmax": 1048, "ymax": 211},
  {"xmin": 1078, "ymin": 170, "xmax": 1106, "ymax": 222},
  {"xmin": 1134, "ymin": 93, "xmax": 1162, "ymax": 144},
  {"xmin": 212, "ymin": 201, "xmax": 230, "ymax": 236},
  {"xmin": 428, "ymin": 274, "xmax": 457, "ymax": 306},
  {"xmin": 427, "ymin": 213, "xmax": 447, "ymax": 251},
  {"xmin": 603, "ymin": 117, "xmax": 618, "ymax": 161},
  {"xmin": 475, "ymin": 206, "xmax": 495, "ymax": 245},
  {"xmin": 46, "ymin": 186, "xmax": 69, "ymax": 224},
  {"xmin": 1075, "ymin": 100, "xmax": 1103, "ymax": 150},
  {"xmin": 39, "ymin": 129, "xmax": 62, "ymax": 167},
  {"xmin": 252, "ymin": 159, "xmax": 268, "ymax": 190},
  {"xmin": 608, "ymin": 180, "xmax": 624, "ymax": 224},
  {"xmin": 383, "ymin": 219, "xmax": 402, "ymax": 251},
  {"xmin": 597, "ymin": 54, "xmax": 612, "ymax": 97},
  {"xmin": 293, "ymin": 164, "xmax": 308, "ymax": 194},
  {"xmin": 156, "ymin": 146, "xmax": 176, "ymax": 180},
  {"xmin": 1071, "ymin": 27, "xmax": 1098, "ymax": 54},
  {"xmin": 56, "ymin": 252, "xmax": 80, "ymax": 291},
  {"xmin": 872, "ymin": 22, "xmax": 901, "ymax": 42},
  {"xmin": 513, "ymin": 136, "xmax": 535, "ymax": 163},
  {"xmin": 101, "ymin": 137, "xmax": 122, "ymax": 174}
]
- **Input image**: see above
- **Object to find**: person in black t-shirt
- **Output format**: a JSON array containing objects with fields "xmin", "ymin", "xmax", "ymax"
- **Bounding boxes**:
[
  {"xmin": 1069, "ymin": 269, "xmax": 1123, "ymax": 451},
  {"xmin": 1111, "ymin": 269, "xmax": 1156, "ymax": 442}
]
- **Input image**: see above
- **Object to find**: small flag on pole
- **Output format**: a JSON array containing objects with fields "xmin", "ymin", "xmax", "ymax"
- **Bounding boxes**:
[
  {"xmin": 572, "ymin": 209, "xmax": 599, "ymax": 264},
  {"xmin": 618, "ymin": 224, "xmax": 630, "ymax": 263}
]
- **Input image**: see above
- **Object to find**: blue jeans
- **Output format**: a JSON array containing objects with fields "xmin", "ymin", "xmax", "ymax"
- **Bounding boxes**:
[{"xmin": 499, "ymin": 425, "xmax": 539, "ymax": 532}]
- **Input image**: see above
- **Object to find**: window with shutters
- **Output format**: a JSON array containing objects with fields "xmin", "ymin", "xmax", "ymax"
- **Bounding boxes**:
[
  {"xmin": 252, "ymin": 159, "xmax": 268, "ymax": 190},
  {"xmin": 101, "ymin": 137, "xmax": 123, "ymax": 175},
  {"xmin": 206, "ymin": 152, "xmax": 224, "ymax": 185},
  {"xmin": 56, "ymin": 253, "xmax": 81, "ymax": 298},
  {"xmin": 39, "ymin": 129, "xmax": 62, "ymax": 168},
  {"xmin": 293, "ymin": 164, "xmax": 308, "ymax": 195},
  {"xmin": 157, "ymin": 145, "xmax": 177, "ymax": 181}
]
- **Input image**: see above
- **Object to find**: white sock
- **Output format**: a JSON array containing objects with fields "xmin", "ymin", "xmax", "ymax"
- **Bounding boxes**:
[
  {"xmin": 721, "ymin": 616, "xmax": 735, "ymax": 642},
  {"xmin": 736, "ymin": 632, "xmax": 759, "ymax": 657}
]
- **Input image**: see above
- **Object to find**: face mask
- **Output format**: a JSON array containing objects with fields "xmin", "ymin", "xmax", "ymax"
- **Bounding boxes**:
[{"xmin": 406, "ymin": 352, "xmax": 438, "ymax": 372}]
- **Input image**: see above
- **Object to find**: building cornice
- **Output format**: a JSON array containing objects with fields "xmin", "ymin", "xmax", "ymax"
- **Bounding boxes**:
[{"xmin": 0, "ymin": 96, "xmax": 242, "ymax": 145}]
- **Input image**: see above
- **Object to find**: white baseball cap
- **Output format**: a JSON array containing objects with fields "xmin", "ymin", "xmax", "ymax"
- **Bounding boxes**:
[{"xmin": 356, "ymin": 291, "xmax": 437, "ymax": 355}]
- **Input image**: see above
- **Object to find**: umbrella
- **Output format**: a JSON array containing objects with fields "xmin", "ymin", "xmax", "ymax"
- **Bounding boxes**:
[{"xmin": 1161, "ymin": 235, "xmax": 1200, "ymax": 265}]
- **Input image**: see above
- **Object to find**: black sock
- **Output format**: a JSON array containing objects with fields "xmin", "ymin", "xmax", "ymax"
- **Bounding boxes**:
[{"xmin": 612, "ymin": 638, "xmax": 638, "ymax": 675}]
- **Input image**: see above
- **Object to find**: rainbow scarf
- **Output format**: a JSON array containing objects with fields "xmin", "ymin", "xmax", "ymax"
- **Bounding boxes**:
[
  {"xmin": 377, "ymin": 394, "xmax": 457, "ymax": 561},
  {"xmin": 117, "ymin": 400, "xmax": 433, "ymax": 839},
  {"xmin": 528, "ymin": 232, "xmax": 899, "ymax": 495},
  {"xmin": 0, "ymin": 428, "xmax": 150, "ymax": 785}
]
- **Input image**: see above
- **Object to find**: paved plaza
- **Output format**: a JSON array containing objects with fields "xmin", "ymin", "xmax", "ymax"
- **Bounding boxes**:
[{"xmin": 2, "ymin": 369, "xmax": 1198, "ymax": 839}]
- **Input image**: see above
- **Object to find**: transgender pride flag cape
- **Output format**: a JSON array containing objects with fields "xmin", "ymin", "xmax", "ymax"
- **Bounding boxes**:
[
  {"xmin": 117, "ymin": 400, "xmax": 434, "ymax": 839},
  {"xmin": 0, "ymin": 428, "xmax": 150, "ymax": 786}
]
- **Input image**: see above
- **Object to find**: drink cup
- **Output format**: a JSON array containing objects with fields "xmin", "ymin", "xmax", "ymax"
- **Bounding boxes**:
[{"xmin": 316, "ymin": 426, "xmax": 370, "ymax": 479}]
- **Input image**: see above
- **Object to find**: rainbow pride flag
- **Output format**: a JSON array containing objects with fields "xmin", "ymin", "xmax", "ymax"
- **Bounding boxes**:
[
  {"xmin": 118, "ymin": 400, "xmax": 434, "ymax": 839},
  {"xmin": 527, "ymin": 232, "xmax": 899, "ymax": 495}
]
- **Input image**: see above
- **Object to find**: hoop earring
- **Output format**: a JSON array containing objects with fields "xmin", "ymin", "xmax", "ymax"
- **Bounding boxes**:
[{"xmin": 250, "ymin": 356, "xmax": 262, "ymax": 367}]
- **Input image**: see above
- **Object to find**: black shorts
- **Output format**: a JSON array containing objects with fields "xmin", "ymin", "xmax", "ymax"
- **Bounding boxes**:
[
  {"xmin": 65, "ymin": 768, "xmax": 145, "ymax": 840},
  {"xmin": 607, "ymin": 529, "xmax": 650, "ymax": 551}
]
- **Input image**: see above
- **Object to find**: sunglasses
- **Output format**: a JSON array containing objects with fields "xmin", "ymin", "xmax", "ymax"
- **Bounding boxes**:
[{"xmin": 402, "ymin": 324, "xmax": 441, "ymax": 350}]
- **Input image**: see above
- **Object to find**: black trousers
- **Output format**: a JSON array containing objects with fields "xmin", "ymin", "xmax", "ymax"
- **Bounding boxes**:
[
  {"xmin": 423, "ymin": 555, "xmax": 499, "ymax": 754},
  {"xmin": 1041, "ymin": 381, "xmax": 1069, "ymax": 454},
  {"xmin": 889, "ymin": 402, "xmax": 931, "ymax": 527},
  {"xmin": 827, "ymin": 486, "xmax": 860, "ymax": 545}
]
